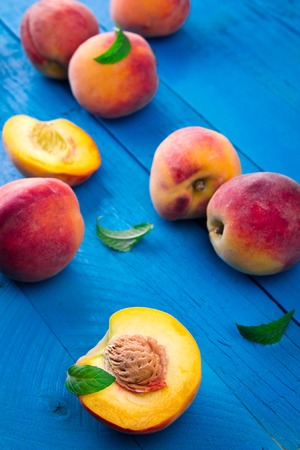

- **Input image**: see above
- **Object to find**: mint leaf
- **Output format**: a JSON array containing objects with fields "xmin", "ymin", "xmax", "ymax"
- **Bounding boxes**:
[
  {"xmin": 94, "ymin": 25, "xmax": 131, "ymax": 64},
  {"xmin": 236, "ymin": 310, "xmax": 295, "ymax": 345},
  {"xmin": 65, "ymin": 364, "xmax": 115, "ymax": 396},
  {"xmin": 96, "ymin": 217, "xmax": 153, "ymax": 252}
]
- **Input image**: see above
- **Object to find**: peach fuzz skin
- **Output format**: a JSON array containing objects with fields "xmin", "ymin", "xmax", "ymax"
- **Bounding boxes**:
[
  {"xmin": 207, "ymin": 172, "xmax": 300, "ymax": 276},
  {"xmin": 110, "ymin": 0, "xmax": 190, "ymax": 38},
  {"xmin": 75, "ymin": 307, "xmax": 201, "ymax": 433},
  {"xmin": 68, "ymin": 31, "xmax": 159, "ymax": 119},
  {"xmin": 149, "ymin": 126, "xmax": 242, "ymax": 220},
  {"xmin": 0, "ymin": 178, "xmax": 84, "ymax": 282},
  {"xmin": 20, "ymin": 0, "xmax": 99, "ymax": 79}
]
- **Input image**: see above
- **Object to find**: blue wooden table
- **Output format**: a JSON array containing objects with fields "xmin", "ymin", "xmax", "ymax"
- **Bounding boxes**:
[{"xmin": 1, "ymin": 1, "xmax": 300, "ymax": 449}]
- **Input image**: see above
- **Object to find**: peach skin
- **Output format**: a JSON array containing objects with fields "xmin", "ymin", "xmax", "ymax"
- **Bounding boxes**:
[
  {"xmin": 149, "ymin": 126, "xmax": 242, "ymax": 220},
  {"xmin": 0, "ymin": 177, "xmax": 84, "ymax": 282},
  {"xmin": 20, "ymin": 0, "xmax": 99, "ymax": 79},
  {"xmin": 207, "ymin": 172, "xmax": 300, "ymax": 275},
  {"xmin": 110, "ymin": 0, "xmax": 190, "ymax": 37},
  {"xmin": 68, "ymin": 29, "xmax": 159, "ymax": 118}
]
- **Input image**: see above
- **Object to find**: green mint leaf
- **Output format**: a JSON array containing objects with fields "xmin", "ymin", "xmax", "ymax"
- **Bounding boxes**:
[
  {"xmin": 96, "ymin": 217, "xmax": 154, "ymax": 252},
  {"xmin": 236, "ymin": 309, "xmax": 295, "ymax": 345},
  {"xmin": 94, "ymin": 25, "xmax": 131, "ymax": 64},
  {"xmin": 65, "ymin": 364, "xmax": 115, "ymax": 396}
]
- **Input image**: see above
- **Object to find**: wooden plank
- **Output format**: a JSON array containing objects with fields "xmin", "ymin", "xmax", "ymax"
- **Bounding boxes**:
[
  {"xmin": 6, "ymin": 111, "xmax": 298, "ymax": 447},
  {"xmin": 0, "ymin": 1, "xmax": 299, "ymax": 448},
  {"xmin": 0, "ymin": 280, "xmax": 283, "ymax": 449},
  {"xmin": 0, "ymin": 281, "xmax": 151, "ymax": 449},
  {"xmin": 17, "ymin": 208, "xmax": 300, "ymax": 448}
]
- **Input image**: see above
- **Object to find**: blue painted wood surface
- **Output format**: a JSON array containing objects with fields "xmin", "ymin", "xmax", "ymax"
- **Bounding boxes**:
[{"xmin": 0, "ymin": 1, "xmax": 299, "ymax": 449}]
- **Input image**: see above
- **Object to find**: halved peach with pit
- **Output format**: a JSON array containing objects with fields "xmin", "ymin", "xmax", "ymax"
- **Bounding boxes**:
[
  {"xmin": 2, "ymin": 114, "xmax": 101, "ymax": 186},
  {"xmin": 75, "ymin": 307, "xmax": 201, "ymax": 433}
]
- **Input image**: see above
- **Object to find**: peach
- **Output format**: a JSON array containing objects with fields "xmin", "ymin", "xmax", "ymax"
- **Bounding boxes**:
[
  {"xmin": 110, "ymin": 0, "xmax": 190, "ymax": 37},
  {"xmin": 20, "ymin": 0, "xmax": 99, "ymax": 79},
  {"xmin": 206, "ymin": 172, "xmax": 300, "ymax": 276},
  {"xmin": 2, "ymin": 115, "xmax": 101, "ymax": 186},
  {"xmin": 68, "ymin": 29, "xmax": 159, "ymax": 118},
  {"xmin": 74, "ymin": 307, "xmax": 201, "ymax": 433},
  {"xmin": 0, "ymin": 177, "xmax": 84, "ymax": 282},
  {"xmin": 149, "ymin": 126, "xmax": 242, "ymax": 220}
]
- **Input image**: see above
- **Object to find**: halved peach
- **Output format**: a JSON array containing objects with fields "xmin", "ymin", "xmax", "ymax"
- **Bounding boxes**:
[
  {"xmin": 2, "ymin": 114, "xmax": 101, "ymax": 186},
  {"xmin": 76, "ymin": 307, "xmax": 201, "ymax": 433}
]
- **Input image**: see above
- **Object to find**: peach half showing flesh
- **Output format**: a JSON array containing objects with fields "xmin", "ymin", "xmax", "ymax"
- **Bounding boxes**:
[
  {"xmin": 74, "ymin": 307, "xmax": 201, "ymax": 433},
  {"xmin": 2, "ymin": 115, "xmax": 101, "ymax": 186}
]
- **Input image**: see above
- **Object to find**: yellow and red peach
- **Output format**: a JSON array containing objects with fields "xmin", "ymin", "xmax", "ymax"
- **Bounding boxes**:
[
  {"xmin": 20, "ymin": 0, "xmax": 99, "ymax": 79},
  {"xmin": 206, "ymin": 172, "xmax": 300, "ymax": 275},
  {"xmin": 149, "ymin": 126, "xmax": 242, "ymax": 220},
  {"xmin": 2, "ymin": 114, "xmax": 101, "ymax": 186},
  {"xmin": 0, "ymin": 177, "xmax": 84, "ymax": 282},
  {"xmin": 68, "ymin": 30, "xmax": 159, "ymax": 118},
  {"xmin": 75, "ymin": 307, "xmax": 201, "ymax": 433},
  {"xmin": 110, "ymin": 0, "xmax": 190, "ymax": 38}
]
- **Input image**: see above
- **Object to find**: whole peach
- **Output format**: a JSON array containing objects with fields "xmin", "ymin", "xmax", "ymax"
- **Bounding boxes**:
[
  {"xmin": 206, "ymin": 172, "xmax": 300, "ymax": 276},
  {"xmin": 0, "ymin": 178, "xmax": 84, "ymax": 282},
  {"xmin": 68, "ymin": 30, "xmax": 159, "ymax": 118},
  {"xmin": 110, "ymin": 0, "xmax": 190, "ymax": 37},
  {"xmin": 149, "ymin": 126, "xmax": 242, "ymax": 220},
  {"xmin": 20, "ymin": 0, "xmax": 99, "ymax": 79}
]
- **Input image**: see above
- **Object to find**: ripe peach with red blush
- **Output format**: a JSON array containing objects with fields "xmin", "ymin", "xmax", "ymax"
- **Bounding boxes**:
[
  {"xmin": 149, "ymin": 126, "xmax": 242, "ymax": 220},
  {"xmin": 110, "ymin": 0, "xmax": 190, "ymax": 37},
  {"xmin": 207, "ymin": 172, "xmax": 300, "ymax": 275},
  {"xmin": 0, "ymin": 177, "xmax": 84, "ymax": 282},
  {"xmin": 20, "ymin": 0, "xmax": 99, "ymax": 79},
  {"xmin": 68, "ymin": 29, "xmax": 159, "ymax": 118}
]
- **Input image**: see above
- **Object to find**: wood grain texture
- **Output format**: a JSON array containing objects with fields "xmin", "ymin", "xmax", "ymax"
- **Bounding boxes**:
[{"xmin": 0, "ymin": 1, "xmax": 299, "ymax": 449}]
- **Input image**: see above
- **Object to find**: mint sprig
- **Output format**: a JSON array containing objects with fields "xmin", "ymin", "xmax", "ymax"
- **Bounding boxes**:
[
  {"xmin": 236, "ymin": 309, "xmax": 295, "ymax": 345},
  {"xmin": 94, "ymin": 25, "xmax": 131, "ymax": 64},
  {"xmin": 65, "ymin": 364, "xmax": 115, "ymax": 396},
  {"xmin": 96, "ymin": 217, "xmax": 153, "ymax": 252}
]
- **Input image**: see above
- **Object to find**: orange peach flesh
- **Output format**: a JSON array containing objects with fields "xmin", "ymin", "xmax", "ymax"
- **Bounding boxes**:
[
  {"xmin": 207, "ymin": 172, "xmax": 300, "ymax": 275},
  {"xmin": 2, "ymin": 115, "xmax": 101, "ymax": 186},
  {"xmin": 76, "ymin": 307, "xmax": 201, "ymax": 433},
  {"xmin": 0, "ymin": 178, "xmax": 84, "ymax": 282},
  {"xmin": 110, "ymin": 0, "xmax": 190, "ymax": 37},
  {"xmin": 68, "ymin": 31, "xmax": 159, "ymax": 118},
  {"xmin": 150, "ymin": 126, "xmax": 242, "ymax": 220}
]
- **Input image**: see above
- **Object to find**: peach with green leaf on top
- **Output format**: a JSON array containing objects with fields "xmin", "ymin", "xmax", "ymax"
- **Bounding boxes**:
[
  {"xmin": 66, "ymin": 307, "xmax": 201, "ymax": 433},
  {"xmin": 68, "ymin": 26, "xmax": 159, "ymax": 118}
]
